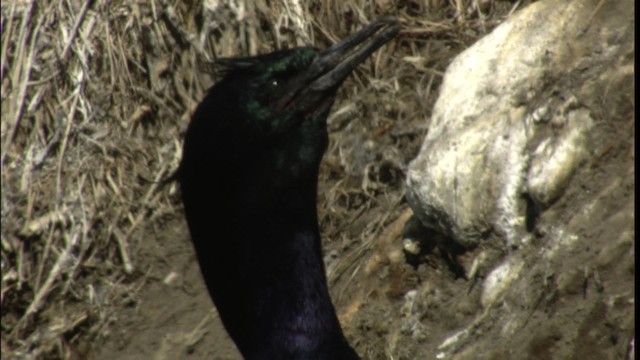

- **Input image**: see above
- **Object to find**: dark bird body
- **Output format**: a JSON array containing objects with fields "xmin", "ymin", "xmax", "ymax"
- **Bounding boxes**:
[{"xmin": 178, "ymin": 18, "xmax": 400, "ymax": 360}]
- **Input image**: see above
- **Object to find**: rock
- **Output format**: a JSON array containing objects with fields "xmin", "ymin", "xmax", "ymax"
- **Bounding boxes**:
[
  {"xmin": 405, "ymin": 0, "xmax": 632, "ymax": 249},
  {"xmin": 403, "ymin": 0, "xmax": 634, "ymax": 358}
]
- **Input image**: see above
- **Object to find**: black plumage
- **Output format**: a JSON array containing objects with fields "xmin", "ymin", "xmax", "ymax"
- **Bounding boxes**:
[{"xmin": 177, "ymin": 17, "xmax": 400, "ymax": 360}]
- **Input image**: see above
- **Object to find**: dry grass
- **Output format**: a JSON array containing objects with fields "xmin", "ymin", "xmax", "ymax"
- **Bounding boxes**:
[{"xmin": 0, "ymin": 0, "xmax": 525, "ymax": 358}]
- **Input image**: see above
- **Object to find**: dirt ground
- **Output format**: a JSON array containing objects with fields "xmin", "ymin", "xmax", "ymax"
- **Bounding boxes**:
[
  {"xmin": 1, "ymin": 0, "xmax": 633, "ymax": 359},
  {"xmin": 91, "ymin": 122, "xmax": 634, "ymax": 360},
  {"xmin": 90, "ymin": 110, "xmax": 634, "ymax": 360},
  {"xmin": 89, "ymin": 214, "xmax": 240, "ymax": 360}
]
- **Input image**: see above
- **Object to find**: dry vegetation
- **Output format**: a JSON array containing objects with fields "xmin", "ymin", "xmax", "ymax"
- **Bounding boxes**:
[{"xmin": 1, "ymin": 0, "xmax": 527, "ymax": 358}]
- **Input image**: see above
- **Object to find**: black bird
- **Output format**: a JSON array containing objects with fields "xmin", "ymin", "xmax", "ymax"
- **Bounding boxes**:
[{"xmin": 178, "ymin": 17, "xmax": 400, "ymax": 360}]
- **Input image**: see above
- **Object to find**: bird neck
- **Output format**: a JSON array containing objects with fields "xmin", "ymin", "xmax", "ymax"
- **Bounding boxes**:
[
  {"xmin": 224, "ymin": 196, "xmax": 357, "ymax": 359},
  {"xmin": 179, "ymin": 115, "xmax": 358, "ymax": 358}
]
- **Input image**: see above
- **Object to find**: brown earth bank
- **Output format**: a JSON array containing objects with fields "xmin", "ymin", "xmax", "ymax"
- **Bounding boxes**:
[{"xmin": 1, "ymin": 0, "xmax": 633, "ymax": 359}]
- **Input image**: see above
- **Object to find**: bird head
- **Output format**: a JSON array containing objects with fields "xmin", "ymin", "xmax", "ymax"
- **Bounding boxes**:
[
  {"xmin": 180, "ymin": 17, "xmax": 400, "ymax": 189},
  {"xmin": 202, "ymin": 17, "xmax": 401, "ymax": 144}
]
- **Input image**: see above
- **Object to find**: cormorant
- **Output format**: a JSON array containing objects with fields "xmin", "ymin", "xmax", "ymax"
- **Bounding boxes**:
[{"xmin": 178, "ymin": 17, "xmax": 400, "ymax": 360}]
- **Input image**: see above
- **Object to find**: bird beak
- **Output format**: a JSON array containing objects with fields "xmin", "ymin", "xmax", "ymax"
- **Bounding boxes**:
[
  {"xmin": 307, "ymin": 16, "xmax": 401, "ymax": 91},
  {"xmin": 278, "ymin": 17, "xmax": 401, "ymax": 113}
]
